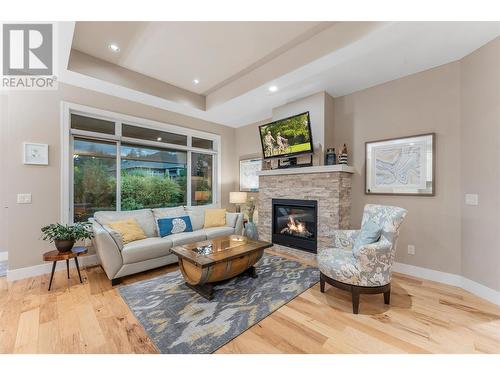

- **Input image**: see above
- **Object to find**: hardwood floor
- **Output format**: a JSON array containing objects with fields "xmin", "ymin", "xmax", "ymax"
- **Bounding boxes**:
[{"xmin": 1, "ymin": 249, "xmax": 499, "ymax": 354}]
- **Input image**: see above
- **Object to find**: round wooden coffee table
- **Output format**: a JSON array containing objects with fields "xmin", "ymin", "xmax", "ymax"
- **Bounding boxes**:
[{"xmin": 42, "ymin": 246, "xmax": 88, "ymax": 291}]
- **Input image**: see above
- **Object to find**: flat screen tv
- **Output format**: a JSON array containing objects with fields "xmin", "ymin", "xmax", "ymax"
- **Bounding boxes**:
[{"xmin": 259, "ymin": 111, "xmax": 313, "ymax": 160}]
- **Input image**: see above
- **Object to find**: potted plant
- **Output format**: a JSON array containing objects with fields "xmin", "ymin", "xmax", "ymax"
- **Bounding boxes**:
[{"xmin": 41, "ymin": 222, "xmax": 94, "ymax": 252}]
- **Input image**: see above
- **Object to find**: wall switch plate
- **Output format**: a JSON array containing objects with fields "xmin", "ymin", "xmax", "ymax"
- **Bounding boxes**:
[
  {"xmin": 407, "ymin": 245, "xmax": 416, "ymax": 255},
  {"xmin": 16, "ymin": 193, "xmax": 32, "ymax": 204},
  {"xmin": 465, "ymin": 194, "xmax": 479, "ymax": 206}
]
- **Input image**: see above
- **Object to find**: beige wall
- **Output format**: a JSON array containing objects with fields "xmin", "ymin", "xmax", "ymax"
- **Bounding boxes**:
[
  {"xmin": 332, "ymin": 62, "xmax": 462, "ymax": 275},
  {"xmin": 4, "ymin": 83, "xmax": 237, "ymax": 270},
  {"xmin": 0, "ymin": 94, "xmax": 8, "ymax": 254},
  {"xmin": 460, "ymin": 38, "xmax": 500, "ymax": 291}
]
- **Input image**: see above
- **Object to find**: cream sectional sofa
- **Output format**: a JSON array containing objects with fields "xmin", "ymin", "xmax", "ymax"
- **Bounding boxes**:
[{"xmin": 91, "ymin": 206, "xmax": 243, "ymax": 285}]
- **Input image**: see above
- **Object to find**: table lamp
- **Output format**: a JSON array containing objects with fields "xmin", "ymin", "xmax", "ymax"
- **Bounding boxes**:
[{"xmin": 229, "ymin": 192, "xmax": 247, "ymax": 213}]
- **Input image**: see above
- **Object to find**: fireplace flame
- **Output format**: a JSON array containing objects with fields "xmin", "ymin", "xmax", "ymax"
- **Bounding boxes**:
[
  {"xmin": 280, "ymin": 216, "xmax": 312, "ymax": 237},
  {"xmin": 288, "ymin": 216, "xmax": 305, "ymax": 233}
]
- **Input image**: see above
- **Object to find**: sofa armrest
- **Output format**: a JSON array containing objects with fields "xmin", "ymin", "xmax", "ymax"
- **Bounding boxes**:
[
  {"xmin": 332, "ymin": 229, "xmax": 359, "ymax": 249},
  {"xmin": 91, "ymin": 219, "xmax": 123, "ymax": 280}
]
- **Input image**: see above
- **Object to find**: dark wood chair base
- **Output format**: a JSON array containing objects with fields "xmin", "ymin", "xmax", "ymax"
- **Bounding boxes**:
[
  {"xmin": 320, "ymin": 272, "xmax": 391, "ymax": 314},
  {"xmin": 111, "ymin": 278, "xmax": 122, "ymax": 286}
]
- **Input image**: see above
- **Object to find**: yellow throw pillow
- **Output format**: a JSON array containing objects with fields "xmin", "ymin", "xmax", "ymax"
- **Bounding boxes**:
[
  {"xmin": 204, "ymin": 208, "xmax": 227, "ymax": 228},
  {"xmin": 108, "ymin": 218, "xmax": 147, "ymax": 244}
]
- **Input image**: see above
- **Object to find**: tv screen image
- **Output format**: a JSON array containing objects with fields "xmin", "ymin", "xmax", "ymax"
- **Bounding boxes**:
[{"xmin": 258, "ymin": 112, "xmax": 313, "ymax": 159}]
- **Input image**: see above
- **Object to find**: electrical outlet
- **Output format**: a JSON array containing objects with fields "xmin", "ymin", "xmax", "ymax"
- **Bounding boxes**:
[
  {"xmin": 16, "ymin": 193, "xmax": 32, "ymax": 204},
  {"xmin": 407, "ymin": 245, "xmax": 416, "ymax": 255}
]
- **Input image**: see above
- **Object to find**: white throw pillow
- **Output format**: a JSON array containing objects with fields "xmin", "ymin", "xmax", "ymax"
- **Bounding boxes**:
[
  {"xmin": 225, "ymin": 212, "xmax": 239, "ymax": 228},
  {"xmin": 185, "ymin": 207, "xmax": 205, "ymax": 231}
]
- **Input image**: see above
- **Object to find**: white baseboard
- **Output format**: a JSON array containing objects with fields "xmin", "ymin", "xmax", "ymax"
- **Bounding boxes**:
[
  {"xmin": 7, "ymin": 254, "xmax": 99, "ymax": 282},
  {"xmin": 0, "ymin": 251, "xmax": 8, "ymax": 261},
  {"xmin": 394, "ymin": 262, "xmax": 500, "ymax": 306}
]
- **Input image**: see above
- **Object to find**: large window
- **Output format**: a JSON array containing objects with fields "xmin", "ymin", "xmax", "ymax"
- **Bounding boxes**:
[
  {"xmin": 67, "ymin": 109, "xmax": 218, "ymax": 222},
  {"xmin": 191, "ymin": 153, "xmax": 213, "ymax": 206},
  {"xmin": 120, "ymin": 144, "xmax": 187, "ymax": 210},
  {"xmin": 73, "ymin": 138, "xmax": 117, "ymax": 222}
]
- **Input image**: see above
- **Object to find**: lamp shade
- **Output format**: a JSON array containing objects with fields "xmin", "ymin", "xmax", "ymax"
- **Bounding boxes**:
[{"xmin": 229, "ymin": 191, "xmax": 247, "ymax": 204}]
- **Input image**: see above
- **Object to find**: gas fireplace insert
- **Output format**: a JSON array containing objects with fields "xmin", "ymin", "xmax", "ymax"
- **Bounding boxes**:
[{"xmin": 271, "ymin": 198, "xmax": 318, "ymax": 253}]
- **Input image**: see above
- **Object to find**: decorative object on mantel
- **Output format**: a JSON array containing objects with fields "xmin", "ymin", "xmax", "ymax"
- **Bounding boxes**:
[
  {"xmin": 23, "ymin": 142, "xmax": 49, "ymax": 165},
  {"xmin": 244, "ymin": 196, "xmax": 259, "ymax": 240},
  {"xmin": 365, "ymin": 133, "xmax": 435, "ymax": 196},
  {"xmin": 338, "ymin": 144, "xmax": 348, "ymax": 165},
  {"xmin": 41, "ymin": 222, "xmax": 94, "ymax": 252},
  {"xmin": 229, "ymin": 192, "xmax": 247, "ymax": 213},
  {"xmin": 239, "ymin": 158, "xmax": 261, "ymax": 192},
  {"xmin": 325, "ymin": 147, "xmax": 337, "ymax": 165}
]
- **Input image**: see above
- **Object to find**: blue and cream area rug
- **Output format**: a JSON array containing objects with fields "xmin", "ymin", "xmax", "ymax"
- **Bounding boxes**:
[{"xmin": 119, "ymin": 253, "xmax": 319, "ymax": 354}]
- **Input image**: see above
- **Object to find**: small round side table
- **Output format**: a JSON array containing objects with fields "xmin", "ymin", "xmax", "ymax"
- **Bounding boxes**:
[{"xmin": 42, "ymin": 246, "xmax": 88, "ymax": 291}]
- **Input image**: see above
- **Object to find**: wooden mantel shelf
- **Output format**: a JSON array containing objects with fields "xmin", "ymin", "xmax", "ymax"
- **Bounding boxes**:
[{"xmin": 257, "ymin": 164, "xmax": 355, "ymax": 176}]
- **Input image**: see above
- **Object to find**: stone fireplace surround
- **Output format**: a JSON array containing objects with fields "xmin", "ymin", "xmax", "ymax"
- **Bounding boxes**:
[{"xmin": 257, "ymin": 165, "xmax": 354, "ymax": 251}]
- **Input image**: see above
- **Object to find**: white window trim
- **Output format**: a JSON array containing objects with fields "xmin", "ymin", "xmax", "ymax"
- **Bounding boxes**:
[{"xmin": 60, "ymin": 101, "xmax": 222, "ymax": 224}]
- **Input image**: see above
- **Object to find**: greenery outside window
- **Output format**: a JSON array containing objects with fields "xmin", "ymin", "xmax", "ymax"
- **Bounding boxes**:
[
  {"xmin": 120, "ymin": 144, "xmax": 187, "ymax": 210},
  {"xmin": 73, "ymin": 138, "xmax": 117, "ymax": 222},
  {"xmin": 191, "ymin": 153, "xmax": 213, "ymax": 206}
]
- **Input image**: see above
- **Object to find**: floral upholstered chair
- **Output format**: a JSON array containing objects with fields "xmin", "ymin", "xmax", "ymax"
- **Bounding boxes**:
[{"xmin": 317, "ymin": 204, "xmax": 407, "ymax": 314}]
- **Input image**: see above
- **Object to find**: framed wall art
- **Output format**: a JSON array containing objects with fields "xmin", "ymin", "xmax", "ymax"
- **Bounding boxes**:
[
  {"xmin": 365, "ymin": 133, "xmax": 435, "ymax": 196},
  {"xmin": 23, "ymin": 143, "xmax": 49, "ymax": 165},
  {"xmin": 239, "ymin": 158, "xmax": 262, "ymax": 192}
]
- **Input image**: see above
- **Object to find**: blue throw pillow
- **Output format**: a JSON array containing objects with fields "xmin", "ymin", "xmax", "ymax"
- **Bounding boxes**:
[
  {"xmin": 157, "ymin": 216, "xmax": 193, "ymax": 237},
  {"xmin": 352, "ymin": 220, "xmax": 382, "ymax": 256}
]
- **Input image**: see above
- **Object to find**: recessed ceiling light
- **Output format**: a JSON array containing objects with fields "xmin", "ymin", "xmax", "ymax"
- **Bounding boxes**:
[
  {"xmin": 268, "ymin": 85, "xmax": 278, "ymax": 93},
  {"xmin": 108, "ymin": 43, "xmax": 120, "ymax": 53},
  {"xmin": 193, "ymin": 79, "xmax": 200, "ymax": 85},
  {"xmin": 157, "ymin": 137, "xmax": 162, "ymax": 141}
]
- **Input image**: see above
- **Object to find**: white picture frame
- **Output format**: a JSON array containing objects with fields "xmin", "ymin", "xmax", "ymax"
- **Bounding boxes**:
[
  {"xmin": 23, "ymin": 143, "xmax": 49, "ymax": 165},
  {"xmin": 365, "ymin": 133, "xmax": 435, "ymax": 196},
  {"xmin": 239, "ymin": 158, "xmax": 262, "ymax": 192}
]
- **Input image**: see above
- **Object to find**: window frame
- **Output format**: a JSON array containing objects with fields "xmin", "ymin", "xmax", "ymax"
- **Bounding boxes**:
[{"xmin": 61, "ymin": 101, "xmax": 221, "ymax": 224}]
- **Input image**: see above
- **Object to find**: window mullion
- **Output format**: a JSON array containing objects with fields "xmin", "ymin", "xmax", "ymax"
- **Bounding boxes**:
[
  {"xmin": 116, "ymin": 141, "xmax": 121, "ymax": 211},
  {"xmin": 187, "ymin": 151, "xmax": 192, "ymax": 207}
]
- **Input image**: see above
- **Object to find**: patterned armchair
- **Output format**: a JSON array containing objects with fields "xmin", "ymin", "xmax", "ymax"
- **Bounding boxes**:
[{"xmin": 317, "ymin": 204, "xmax": 407, "ymax": 314}]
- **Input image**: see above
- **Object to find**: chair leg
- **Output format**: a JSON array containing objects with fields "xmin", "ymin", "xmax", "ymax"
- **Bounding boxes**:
[
  {"xmin": 351, "ymin": 287, "xmax": 360, "ymax": 314},
  {"xmin": 383, "ymin": 288, "xmax": 391, "ymax": 305},
  {"xmin": 320, "ymin": 273, "xmax": 325, "ymax": 293}
]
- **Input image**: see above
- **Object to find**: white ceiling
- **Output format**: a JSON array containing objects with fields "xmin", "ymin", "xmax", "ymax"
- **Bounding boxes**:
[
  {"xmin": 61, "ymin": 21, "xmax": 500, "ymax": 128},
  {"xmin": 72, "ymin": 21, "xmax": 326, "ymax": 94}
]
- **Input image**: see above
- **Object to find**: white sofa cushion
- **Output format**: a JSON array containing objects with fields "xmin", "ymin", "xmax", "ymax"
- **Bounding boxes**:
[
  {"xmin": 184, "ymin": 206, "xmax": 205, "ymax": 231},
  {"xmin": 202, "ymin": 227, "xmax": 235, "ymax": 239},
  {"xmin": 94, "ymin": 209, "xmax": 157, "ymax": 238},
  {"xmin": 225, "ymin": 212, "xmax": 239, "ymax": 228},
  {"xmin": 168, "ymin": 231, "xmax": 207, "ymax": 247},
  {"xmin": 152, "ymin": 206, "xmax": 186, "ymax": 220},
  {"xmin": 121, "ymin": 237, "xmax": 173, "ymax": 264}
]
